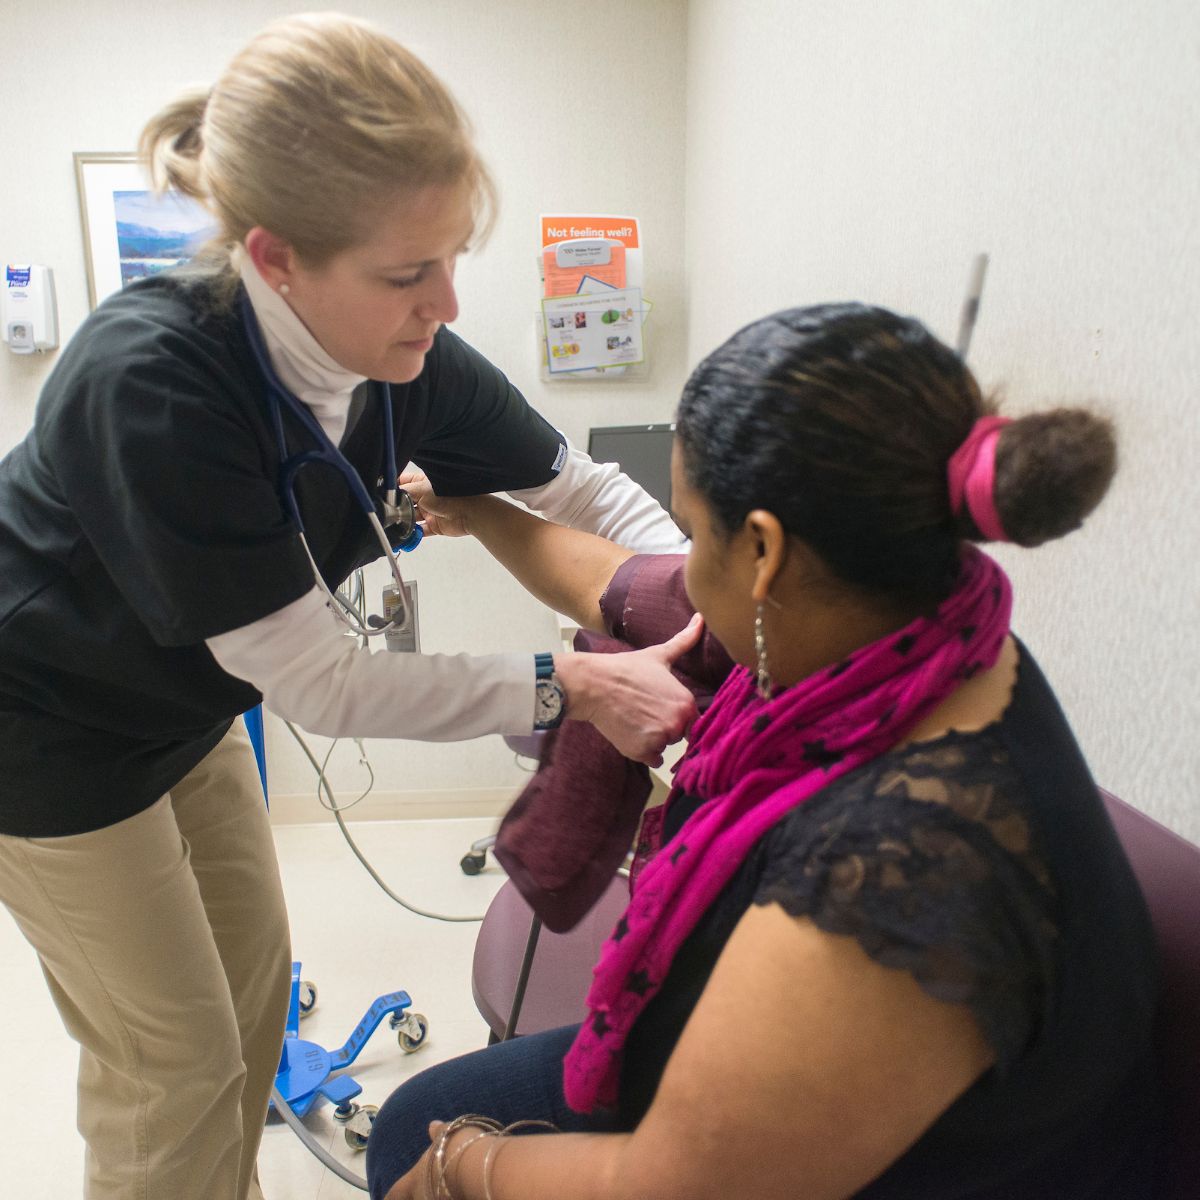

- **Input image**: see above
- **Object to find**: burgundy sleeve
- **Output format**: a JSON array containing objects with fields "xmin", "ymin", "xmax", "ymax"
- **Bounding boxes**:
[{"xmin": 599, "ymin": 554, "xmax": 734, "ymax": 696}]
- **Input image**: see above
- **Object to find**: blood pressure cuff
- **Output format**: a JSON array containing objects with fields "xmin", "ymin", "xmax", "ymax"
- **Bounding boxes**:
[{"xmin": 493, "ymin": 554, "xmax": 734, "ymax": 932}]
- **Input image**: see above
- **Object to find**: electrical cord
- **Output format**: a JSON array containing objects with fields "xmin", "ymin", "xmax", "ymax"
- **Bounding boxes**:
[
  {"xmin": 314, "ymin": 736, "xmax": 376, "ymax": 813},
  {"xmin": 284, "ymin": 718, "xmax": 486, "ymax": 923},
  {"xmin": 269, "ymin": 1084, "xmax": 368, "ymax": 1191}
]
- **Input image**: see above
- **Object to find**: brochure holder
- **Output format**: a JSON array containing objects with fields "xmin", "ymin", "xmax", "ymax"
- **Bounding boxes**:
[{"xmin": 536, "ymin": 214, "xmax": 650, "ymax": 381}]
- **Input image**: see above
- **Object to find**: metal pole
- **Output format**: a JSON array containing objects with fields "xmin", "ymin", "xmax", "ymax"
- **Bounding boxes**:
[
  {"xmin": 956, "ymin": 253, "xmax": 989, "ymax": 360},
  {"xmin": 503, "ymin": 916, "xmax": 543, "ymax": 1041}
]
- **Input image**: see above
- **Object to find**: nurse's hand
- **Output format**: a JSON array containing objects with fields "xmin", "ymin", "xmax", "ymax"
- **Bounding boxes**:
[
  {"xmin": 555, "ymin": 613, "xmax": 704, "ymax": 765},
  {"xmin": 398, "ymin": 470, "xmax": 474, "ymax": 538}
]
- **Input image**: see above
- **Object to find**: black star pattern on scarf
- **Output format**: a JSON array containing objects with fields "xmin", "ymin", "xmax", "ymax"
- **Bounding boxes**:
[
  {"xmin": 959, "ymin": 624, "xmax": 978, "ymax": 643},
  {"xmin": 592, "ymin": 1011, "xmax": 612, "ymax": 1037},
  {"xmin": 802, "ymin": 739, "xmax": 844, "ymax": 769},
  {"xmin": 670, "ymin": 842, "xmax": 688, "ymax": 865},
  {"xmin": 875, "ymin": 704, "xmax": 897, "ymax": 728},
  {"xmin": 626, "ymin": 969, "xmax": 654, "ymax": 997},
  {"xmin": 611, "ymin": 915, "xmax": 630, "ymax": 942},
  {"xmin": 752, "ymin": 714, "xmax": 772, "ymax": 735},
  {"xmin": 827, "ymin": 656, "xmax": 854, "ymax": 677},
  {"xmin": 894, "ymin": 633, "xmax": 917, "ymax": 655},
  {"xmin": 960, "ymin": 661, "xmax": 982, "ymax": 679}
]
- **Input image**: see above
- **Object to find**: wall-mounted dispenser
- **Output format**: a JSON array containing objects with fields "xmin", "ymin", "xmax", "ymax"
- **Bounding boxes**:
[{"xmin": 3, "ymin": 264, "xmax": 59, "ymax": 354}]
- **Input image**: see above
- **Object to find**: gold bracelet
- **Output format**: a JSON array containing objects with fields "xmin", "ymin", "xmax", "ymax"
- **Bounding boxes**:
[
  {"xmin": 481, "ymin": 1134, "xmax": 510, "ymax": 1200},
  {"xmin": 430, "ymin": 1114, "xmax": 561, "ymax": 1200},
  {"xmin": 445, "ymin": 1130, "xmax": 499, "ymax": 1200},
  {"xmin": 479, "ymin": 1119, "xmax": 560, "ymax": 1200},
  {"xmin": 500, "ymin": 1119, "xmax": 559, "ymax": 1136},
  {"xmin": 429, "ymin": 1116, "xmax": 503, "ymax": 1199}
]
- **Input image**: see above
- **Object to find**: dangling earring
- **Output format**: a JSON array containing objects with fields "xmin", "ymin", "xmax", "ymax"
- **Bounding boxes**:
[
  {"xmin": 755, "ymin": 603, "xmax": 772, "ymax": 700},
  {"xmin": 278, "ymin": 283, "xmax": 290, "ymax": 296}
]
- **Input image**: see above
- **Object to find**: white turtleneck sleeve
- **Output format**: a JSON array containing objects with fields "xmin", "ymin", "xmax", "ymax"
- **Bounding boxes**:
[
  {"xmin": 208, "ymin": 587, "xmax": 535, "ymax": 739},
  {"xmin": 509, "ymin": 442, "xmax": 688, "ymax": 553}
]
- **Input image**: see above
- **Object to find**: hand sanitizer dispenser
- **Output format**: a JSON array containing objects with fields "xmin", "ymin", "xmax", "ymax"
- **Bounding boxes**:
[{"xmin": 3, "ymin": 264, "xmax": 59, "ymax": 354}]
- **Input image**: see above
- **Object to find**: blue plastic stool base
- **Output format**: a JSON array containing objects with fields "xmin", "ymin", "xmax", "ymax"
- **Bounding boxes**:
[{"xmin": 270, "ymin": 962, "xmax": 414, "ymax": 1118}]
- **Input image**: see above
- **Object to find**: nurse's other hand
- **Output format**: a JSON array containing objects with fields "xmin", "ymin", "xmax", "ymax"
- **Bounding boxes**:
[
  {"xmin": 555, "ymin": 613, "xmax": 704, "ymax": 765},
  {"xmin": 398, "ymin": 470, "xmax": 473, "ymax": 538}
]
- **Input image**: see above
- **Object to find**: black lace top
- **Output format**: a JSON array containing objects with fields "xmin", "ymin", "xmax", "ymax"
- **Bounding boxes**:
[{"xmin": 618, "ymin": 643, "xmax": 1164, "ymax": 1198}]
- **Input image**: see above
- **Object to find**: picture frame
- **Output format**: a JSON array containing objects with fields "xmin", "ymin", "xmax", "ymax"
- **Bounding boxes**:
[{"xmin": 73, "ymin": 152, "xmax": 217, "ymax": 309}]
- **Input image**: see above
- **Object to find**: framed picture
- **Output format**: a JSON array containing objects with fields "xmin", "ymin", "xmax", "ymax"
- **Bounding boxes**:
[{"xmin": 73, "ymin": 152, "xmax": 218, "ymax": 309}]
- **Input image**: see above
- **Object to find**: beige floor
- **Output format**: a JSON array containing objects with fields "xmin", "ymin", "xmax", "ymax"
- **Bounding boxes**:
[{"xmin": 0, "ymin": 815, "xmax": 509, "ymax": 1199}]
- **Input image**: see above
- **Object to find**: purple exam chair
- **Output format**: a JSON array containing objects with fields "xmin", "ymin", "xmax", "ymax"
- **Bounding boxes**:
[
  {"xmin": 471, "ymin": 873, "xmax": 628, "ymax": 1043},
  {"xmin": 1100, "ymin": 789, "xmax": 1200, "ymax": 1199}
]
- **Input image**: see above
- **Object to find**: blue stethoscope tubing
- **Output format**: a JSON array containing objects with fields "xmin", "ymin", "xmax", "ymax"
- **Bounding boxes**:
[{"xmin": 239, "ymin": 292, "xmax": 421, "ymax": 636}]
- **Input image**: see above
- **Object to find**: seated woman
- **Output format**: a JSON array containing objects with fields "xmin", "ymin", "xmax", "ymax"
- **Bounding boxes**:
[{"xmin": 366, "ymin": 303, "xmax": 1163, "ymax": 1200}]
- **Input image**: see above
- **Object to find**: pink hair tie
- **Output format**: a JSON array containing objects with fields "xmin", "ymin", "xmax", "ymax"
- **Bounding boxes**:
[{"xmin": 947, "ymin": 415, "xmax": 1012, "ymax": 542}]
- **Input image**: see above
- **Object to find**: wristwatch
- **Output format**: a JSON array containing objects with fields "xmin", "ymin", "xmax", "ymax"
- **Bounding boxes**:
[{"xmin": 533, "ymin": 651, "xmax": 567, "ymax": 730}]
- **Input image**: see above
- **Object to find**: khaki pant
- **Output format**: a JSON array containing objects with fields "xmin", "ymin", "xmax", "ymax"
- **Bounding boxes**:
[{"xmin": 0, "ymin": 721, "xmax": 292, "ymax": 1200}]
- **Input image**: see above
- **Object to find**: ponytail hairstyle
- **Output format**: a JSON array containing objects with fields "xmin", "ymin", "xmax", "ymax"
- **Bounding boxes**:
[
  {"xmin": 674, "ymin": 303, "xmax": 1116, "ymax": 607},
  {"xmin": 138, "ymin": 12, "xmax": 495, "ymax": 279}
]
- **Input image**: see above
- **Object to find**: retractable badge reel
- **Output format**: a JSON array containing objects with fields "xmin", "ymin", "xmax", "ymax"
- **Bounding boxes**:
[
  {"xmin": 381, "ymin": 580, "xmax": 420, "ymax": 653},
  {"xmin": 379, "ymin": 489, "xmax": 422, "ymax": 653}
]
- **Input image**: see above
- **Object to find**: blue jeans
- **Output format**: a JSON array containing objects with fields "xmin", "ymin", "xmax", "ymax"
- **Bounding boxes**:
[{"xmin": 365, "ymin": 1025, "xmax": 622, "ymax": 1199}]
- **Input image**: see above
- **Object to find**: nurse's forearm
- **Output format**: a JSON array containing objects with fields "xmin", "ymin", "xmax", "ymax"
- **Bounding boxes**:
[
  {"xmin": 459, "ymin": 496, "xmax": 634, "ymax": 633},
  {"xmin": 206, "ymin": 588, "xmax": 534, "ymax": 740}
]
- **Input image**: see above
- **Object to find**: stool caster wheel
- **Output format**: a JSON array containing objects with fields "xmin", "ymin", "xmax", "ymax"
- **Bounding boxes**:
[
  {"xmin": 344, "ymin": 1103, "xmax": 378, "ymax": 1150},
  {"xmin": 298, "ymin": 980, "xmax": 318, "ymax": 1018},
  {"xmin": 460, "ymin": 851, "xmax": 486, "ymax": 875},
  {"xmin": 395, "ymin": 1012, "xmax": 429, "ymax": 1053}
]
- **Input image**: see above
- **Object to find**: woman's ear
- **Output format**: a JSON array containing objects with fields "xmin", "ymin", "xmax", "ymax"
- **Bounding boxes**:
[
  {"xmin": 744, "ymin": 509, "xmax": 787, "ymax": 603},
  {"xmin": 243, "ymin": 226, "xmax": 297, "ymax": 294}
]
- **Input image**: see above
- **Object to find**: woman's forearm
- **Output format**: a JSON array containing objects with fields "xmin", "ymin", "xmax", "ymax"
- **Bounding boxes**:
[
  {"xmin": 421, "ymin": 1130, "xmax": 623, "ymax": 1200},
  {"xmin": 461, "ymin": 495, "xmax": 635, "ymax": 633},
  {"xmin": 429, "ymin": 1128, "xmax": 693, "ymax": 1200}
]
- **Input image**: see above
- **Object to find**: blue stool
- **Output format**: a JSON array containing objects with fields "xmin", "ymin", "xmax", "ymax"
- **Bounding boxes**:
[
  {"xmin": 271, "ymin": 963, "xmax": 429, "ymax": 1148},
  {"xmin": 243, "ymin": 705, "xmax": 269, "ymax": 803}
]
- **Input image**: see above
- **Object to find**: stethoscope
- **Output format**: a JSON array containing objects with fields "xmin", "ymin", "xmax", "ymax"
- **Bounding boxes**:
[{"xmin": 240, "ymin": 293, "xmax": 422, "ymax": 638}]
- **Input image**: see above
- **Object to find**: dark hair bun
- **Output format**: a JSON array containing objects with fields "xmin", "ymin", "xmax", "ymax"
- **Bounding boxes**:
[{"xmin": 989, "ymin": 409, "xmax": 1117, "ymax": 547}]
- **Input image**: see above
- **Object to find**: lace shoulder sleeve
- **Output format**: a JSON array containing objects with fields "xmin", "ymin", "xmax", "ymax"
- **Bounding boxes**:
[{"xmin": 756, "ymin": 737, "xmax": 1059, "ymax": 1071}]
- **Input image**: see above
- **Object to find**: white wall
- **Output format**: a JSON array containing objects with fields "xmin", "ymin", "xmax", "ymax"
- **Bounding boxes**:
[
  {"xmin": 685, "ymin": 0, "xmax": 1200, "ymax": 838},
  {"xmin": 0, "ymin": 0, "xmax": 689, "ymax": 816}
]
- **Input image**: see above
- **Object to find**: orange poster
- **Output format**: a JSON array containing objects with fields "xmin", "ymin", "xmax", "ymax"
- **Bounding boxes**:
[
  {"xmin": 540, "ymin": 216, "xmax": 640, "ymax": 250},
  {"xmin": 540, "ymin": 215, "xmax": 641, "ymax": 299}
]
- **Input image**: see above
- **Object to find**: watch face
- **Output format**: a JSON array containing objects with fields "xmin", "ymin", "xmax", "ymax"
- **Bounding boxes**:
[{"xmin": 535, "ymin": 678, "xmax": 564, "ymax": 724}]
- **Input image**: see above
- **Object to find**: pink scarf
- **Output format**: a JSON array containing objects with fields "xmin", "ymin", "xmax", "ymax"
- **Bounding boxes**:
[{"xmin": 563, "ymin": 546, "xmax": 1012, "ymax": 1111}]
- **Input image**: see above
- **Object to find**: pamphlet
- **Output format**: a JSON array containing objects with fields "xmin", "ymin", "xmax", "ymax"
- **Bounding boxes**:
[{"xmin": 542, "ymin": 287, "xmax": 645, "ymax": 374}]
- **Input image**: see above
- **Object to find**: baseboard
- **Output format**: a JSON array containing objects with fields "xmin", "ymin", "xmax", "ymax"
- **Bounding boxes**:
[{"xmin": 266, "ymin": 786, "xmax": 516, "ymax": 826}]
